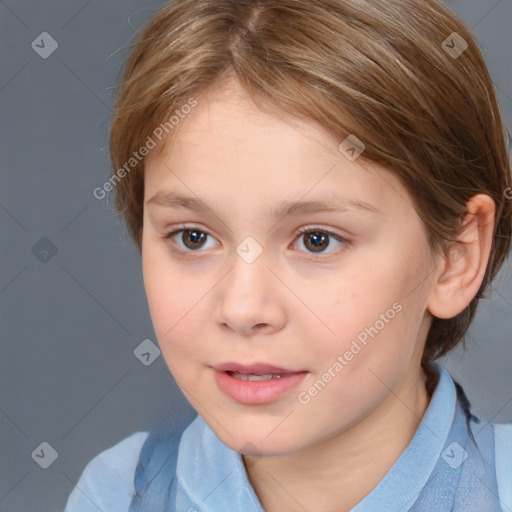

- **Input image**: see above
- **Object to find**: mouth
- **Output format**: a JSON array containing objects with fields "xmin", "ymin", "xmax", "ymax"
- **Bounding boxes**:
[
  {"xmin": 212, "ymin": 362, "xmax": 308, "ymax": 405},
  {"xmin": 227, "ymin": 371, "xmax": 285, "ymax": 381},
  {"xmin": 213, "ymin": 361, "xmax": 305, "ymax": 374}
]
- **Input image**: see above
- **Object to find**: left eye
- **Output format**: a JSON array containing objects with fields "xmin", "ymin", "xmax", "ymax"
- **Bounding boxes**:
[{"xmin": 293, "ymin": 228, "xmax": 348, "ymax": 254}]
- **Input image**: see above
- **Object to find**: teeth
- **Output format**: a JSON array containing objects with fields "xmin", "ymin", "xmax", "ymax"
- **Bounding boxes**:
[{"xmin": 230, "ymin": 372, "xmax": 282, "ymax": 381}]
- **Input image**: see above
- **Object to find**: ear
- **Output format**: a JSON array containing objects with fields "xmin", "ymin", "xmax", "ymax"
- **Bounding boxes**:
[{"xmin": 426, "ymin": 194, "xmax": 495, "ymax": 319}]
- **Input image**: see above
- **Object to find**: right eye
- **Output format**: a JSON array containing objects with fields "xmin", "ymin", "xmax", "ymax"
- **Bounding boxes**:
[{"xmin": 164, "ymin": 225, "xmax": 220, "ymax": 253}]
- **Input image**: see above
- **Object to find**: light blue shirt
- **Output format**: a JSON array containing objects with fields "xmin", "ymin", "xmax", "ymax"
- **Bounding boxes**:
[{"xmin": 64, "ymin": 364, "xmax": 512, "ymax": 511}]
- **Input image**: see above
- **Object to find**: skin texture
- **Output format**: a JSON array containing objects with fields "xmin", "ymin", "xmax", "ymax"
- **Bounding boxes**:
[{"xmin": 141, "ymin": 78, "xmax": 495, "ymax": 512}]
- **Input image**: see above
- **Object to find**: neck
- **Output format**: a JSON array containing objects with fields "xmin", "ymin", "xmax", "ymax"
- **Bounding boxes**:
[{"xmin": 243, "ymin": 366, "xmax": 432, "ymax": 512}]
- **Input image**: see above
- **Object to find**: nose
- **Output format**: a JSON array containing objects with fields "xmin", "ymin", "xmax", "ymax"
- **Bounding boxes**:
[{"xmin": 215, "ymin": 248, "xmax": 286, "ymax": 336}]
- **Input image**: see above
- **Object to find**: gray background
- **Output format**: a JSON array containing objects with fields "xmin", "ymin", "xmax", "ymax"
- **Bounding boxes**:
[{"xmin": 0, "ymin": 1, "xmax": 511, "ymax": 511}]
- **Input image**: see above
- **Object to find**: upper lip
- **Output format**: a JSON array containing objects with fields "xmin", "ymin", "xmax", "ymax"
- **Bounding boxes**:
[{"xmin": 212, "ymin": 362, "xmax": 305, "ymax": 374}]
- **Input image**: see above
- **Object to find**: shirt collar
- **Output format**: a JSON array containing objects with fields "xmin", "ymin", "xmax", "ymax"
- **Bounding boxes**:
[
  {"xmin": 175, "ymin": 363, "xmax": 456, "ymax": 512},
  {"xmin": 351, "ymin": 363, "xmax": 456, "ymax": 511}
]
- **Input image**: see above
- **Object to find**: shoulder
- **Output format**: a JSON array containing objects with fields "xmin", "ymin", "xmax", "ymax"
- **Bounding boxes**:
[
  {"xmin": 493, "ymin": 421, "xmax": 512, "ymax": 467},
  {"xmin": 493, "ymin": 422, "xmax": 512, "ymax": 512},
  {"xmin": 64, "ymin": 431, "xmax": 150, "ymax": 512},
  {"xmin": 493, "ymin": 421, "xmax": 512, "ymax": 443}
]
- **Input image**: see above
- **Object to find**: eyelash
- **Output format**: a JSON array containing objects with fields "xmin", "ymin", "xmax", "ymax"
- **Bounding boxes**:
[{"xmin": 163, "ymin": 223, "xmax": 351, "ymax": 258}]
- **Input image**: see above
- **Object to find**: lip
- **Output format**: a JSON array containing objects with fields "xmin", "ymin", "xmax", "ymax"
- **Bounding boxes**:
[
  {"xmin": 211, "ymin": 362, "xmax": 308, "ymax": 405},
  {"xmin": 212, "ymin": 362, "xmax": 302, "ymax": 374}
]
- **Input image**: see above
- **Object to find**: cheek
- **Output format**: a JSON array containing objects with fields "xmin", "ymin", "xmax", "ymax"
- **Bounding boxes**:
[
  {"xmin": 313, "ymin": 253, "xmax": 424, "ymax": 366},
  {"xmin": 311, "ymin": 271, "xmax": 393, "ymax": 343},
  {"xmin": 142, "ymin": 244, "xmax": 205, "ymax": 353},
  {"xmin": 144, "ymin": 274, "xmax": 207, "ymax": 384}
]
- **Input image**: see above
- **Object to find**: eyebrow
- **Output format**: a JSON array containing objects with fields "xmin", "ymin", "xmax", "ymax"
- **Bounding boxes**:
[{"xmin": 146, "ymin": 191, "xmax": 382, "ymax": 218}]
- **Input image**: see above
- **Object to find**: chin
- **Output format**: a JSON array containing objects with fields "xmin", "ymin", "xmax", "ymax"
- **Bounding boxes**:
[{"xmin": 212, "ymin": 420, "xmax": 305, "ymax": 457}]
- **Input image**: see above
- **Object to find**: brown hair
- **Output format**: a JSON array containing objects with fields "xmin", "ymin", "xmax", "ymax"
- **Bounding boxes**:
[{"xmin": 109, "ymin": 0, "xmax": 511, "ymax": 370}]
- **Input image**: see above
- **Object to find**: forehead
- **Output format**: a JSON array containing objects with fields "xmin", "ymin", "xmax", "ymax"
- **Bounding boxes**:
[
  {"xmin": 144, "ymin": 82, "xmax": 416, "ymax": 220},
  {"xmin": 165, "ymin": 82, "xmax": 340, "ymax": 159}
]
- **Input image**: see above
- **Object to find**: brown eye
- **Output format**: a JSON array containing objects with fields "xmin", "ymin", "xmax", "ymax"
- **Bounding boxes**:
[
  {"xmin": 303, "ymin": 231, "xmax": 330, "ymax": 252},
  {"xmin": 294, "ymin": 227, "xmax": 348, "ymax": 255},
  {"xmin": 164, "ymin": 226, "xmax": 219, "ymax": 253},
  {"xmin": 181, "ymin": 229, "xmax": 207, "ymax": 249}
]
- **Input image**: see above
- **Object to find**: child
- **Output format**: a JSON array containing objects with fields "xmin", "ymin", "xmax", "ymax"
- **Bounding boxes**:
[{"xmin": 65, "ymin": 0, "xmax": 512, "ymax": 510}]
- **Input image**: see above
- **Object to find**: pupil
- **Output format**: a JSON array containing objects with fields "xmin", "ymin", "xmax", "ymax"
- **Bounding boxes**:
[
  {"xmin": 305, "ymin": 232, "xmax": 328, "ymax": 252},
  {"xmin": 183, "ymin": 230, "xmax": 206, "ymax": 249}
]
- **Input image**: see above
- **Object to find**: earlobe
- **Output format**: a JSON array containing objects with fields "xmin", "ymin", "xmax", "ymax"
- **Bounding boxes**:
[{"xmin": 427, "ymin": 194, "xmax": 495, "ymax": 319}]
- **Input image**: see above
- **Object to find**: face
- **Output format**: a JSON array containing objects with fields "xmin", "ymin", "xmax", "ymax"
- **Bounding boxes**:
[{"xmin": 142, "ymin": 79, "xmax": 440, "ymax": 457}]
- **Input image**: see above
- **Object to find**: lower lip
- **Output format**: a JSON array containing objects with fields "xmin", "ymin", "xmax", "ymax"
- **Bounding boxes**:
[{"xmin": 213, "ymin": 369, "xmax": 308, "ymax": 405}]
